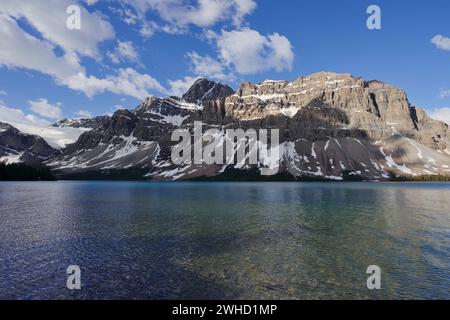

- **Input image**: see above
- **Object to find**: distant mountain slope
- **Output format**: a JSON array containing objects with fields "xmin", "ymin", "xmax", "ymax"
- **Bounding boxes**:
[
  {"xmin": 38, "ymin": 115, "xmax": 110, "ymax": 149},
  {"xmin": 0, "ymin": 122, "xmax": 60, "ymax": 164},
  {"xmin": 0, "ymin": 114, "xmax": 109, "ymax": 150}
]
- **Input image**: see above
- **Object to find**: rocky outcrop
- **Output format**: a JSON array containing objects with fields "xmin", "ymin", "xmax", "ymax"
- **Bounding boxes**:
[
  {"xmin": 182, "ymin": 78, "xmax": 234, "ymax": 104},
  {"xmin": 203, "ymin": 73, "xmax": 448, "ymax": 147},
  {"xmin": 0, "ymin": 122, "xmax": 60, "ymax": 164},
  {"xmin": 44, "ymin": 73, "xmax": 450, "ymax": 180}
]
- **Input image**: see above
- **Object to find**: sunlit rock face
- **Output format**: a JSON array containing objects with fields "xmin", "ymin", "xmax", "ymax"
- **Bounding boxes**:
[{"xmin": 37, "ymin": 72, "xmax": 450, "ymax": 180}]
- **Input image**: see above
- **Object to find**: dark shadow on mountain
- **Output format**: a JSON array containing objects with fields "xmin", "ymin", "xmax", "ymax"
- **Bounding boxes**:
[
  {"xmin": 189, "ymin": 98, "xmax": 411, "ymax": 181},
  {"xmin": 229, "ymin": 98, "xmax": 369, "ymax": 142}
]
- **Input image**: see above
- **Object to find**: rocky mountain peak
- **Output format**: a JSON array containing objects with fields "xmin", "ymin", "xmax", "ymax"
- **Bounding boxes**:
[
  {"xmin": 182, "ymin": 78, "xmax": 234, "ymax": 104},
  {"xmin": 0, "ymin": 122, "xmax": 17, "ymax": 134},
  {"xmin": 135, "ymin": 96, "xmax": 159, "ymax": 113}
]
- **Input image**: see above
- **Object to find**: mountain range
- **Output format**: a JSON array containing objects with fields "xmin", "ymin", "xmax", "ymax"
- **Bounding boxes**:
[{"xmin": 1, "ymin": 72, "xmax": 449, "ymax": 181}]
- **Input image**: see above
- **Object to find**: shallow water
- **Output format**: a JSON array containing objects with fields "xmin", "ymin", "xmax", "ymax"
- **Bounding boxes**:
[{"xmin": 0, "ymin": 181, "xmax": 449, "ymax": 299}]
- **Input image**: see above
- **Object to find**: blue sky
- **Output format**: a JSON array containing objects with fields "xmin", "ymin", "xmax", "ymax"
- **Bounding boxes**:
[{"xmin": 0, "ymin": 0, "xmax": 450, "ymax": 131}]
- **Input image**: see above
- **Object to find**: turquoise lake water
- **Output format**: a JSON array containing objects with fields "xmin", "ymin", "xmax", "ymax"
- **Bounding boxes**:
[{"xmin": 0, "ymin": 181, "xmax": 449, "ymax": 299}]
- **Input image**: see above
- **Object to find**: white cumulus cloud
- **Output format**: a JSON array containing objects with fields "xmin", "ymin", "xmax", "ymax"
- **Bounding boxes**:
[
  {"xmin": 0, "ymin": 13, "xmax": 165, "ymax": 99},
  {"xmin": 187, "ymin": 51, "xmax": 234, "ymax": 82},
  {"xmin": 119, "ymin": 0, "xmax": 256, "ymax": 34},
  {"xmin": 29, "ymin": 98, "xmax": 63, "ymax": 120},
  {"xmin": 0, "ymin": 14, "xmax": 82, "ymax": 81},
  {"xmin": 215, "ymin": 28, "xmax": 294, "ymax": 75},
  {"xmin": 66, "ymin": 68, "xmax": 166, "ymax": 100},
  {"xmin": 0, "ymin": 0, "xmax": 115, "ymax": 59},
  {"xmin": 431, "ymin": 35, "xmax": 450, "ymax": 51}
]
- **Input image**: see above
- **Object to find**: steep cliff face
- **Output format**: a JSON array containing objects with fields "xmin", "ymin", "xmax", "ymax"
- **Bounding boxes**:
[
  {"xmin": 0, "ymin": 122, "xmax": 60, "ymax": 164},
  {"xmin": 204, "ymin": 72, "xmax": 448, "ymax": 148},
  {"xmin": 46, "ymin": 72, "xmax": 450, "ymax": 180}
]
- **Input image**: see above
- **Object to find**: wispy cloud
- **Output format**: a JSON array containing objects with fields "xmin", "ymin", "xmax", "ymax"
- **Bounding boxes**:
[
  {"xmin": 76, "ymin": 110, "xmax": 93, "ymax": 118},
  {"xmin": 439, "ymin": 89, "xmax": 450, "ymax": 98},
  {"xmin": 429, "ymin": 107, "xmax": 450, "ymax": 125},
  {"xmin": 108, "ymin": 41, "xmax": 140, "ymax": 64},
  {"xmin": 187, "ymin": 51, "xmax": 234, "ymax": 82}
]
